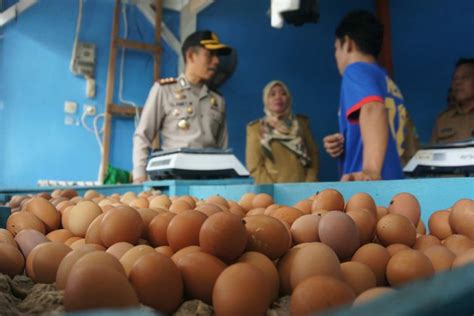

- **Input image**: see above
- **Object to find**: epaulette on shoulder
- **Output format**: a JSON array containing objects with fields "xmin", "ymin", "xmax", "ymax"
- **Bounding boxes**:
[
  {"xmin": 158, "ymin": 77, "xmax": 177, "ymax": 85},
  {"xmin": 247, "ymin": 119, "xmax": 260, "ymax": 127}
]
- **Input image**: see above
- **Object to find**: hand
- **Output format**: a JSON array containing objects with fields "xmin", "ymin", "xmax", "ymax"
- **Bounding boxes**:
[
  {"xmin": 133, "ymin": 176, "xmax": 147, "ymax": 184},
  {"xmin": 323, "ymin": 133, "xmax": 345, "ymax": 158},
  {"xmin": 340, "ymin": 170, "xmax": 381, "ymax": 182}
]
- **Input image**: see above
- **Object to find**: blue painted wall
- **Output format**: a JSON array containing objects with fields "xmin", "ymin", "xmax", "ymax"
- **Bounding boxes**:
[{"xmin": 1, "ymin": 0, "xmax": 472, "ymax": 188}]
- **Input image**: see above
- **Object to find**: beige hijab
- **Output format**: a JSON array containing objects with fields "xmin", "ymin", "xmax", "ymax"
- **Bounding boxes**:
[{"xmin": 260, "ymin": 80, "xmax": 310, "ymax": 167}]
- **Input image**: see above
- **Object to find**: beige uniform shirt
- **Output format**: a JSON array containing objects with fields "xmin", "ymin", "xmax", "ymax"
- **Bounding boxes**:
[
  {"xmin": 133, "ymin": 74, "xmax": 228, "ymax": 179},
  {"xmin": 431, "ymin": 105, "xmax": 474, "ymax": 144}
]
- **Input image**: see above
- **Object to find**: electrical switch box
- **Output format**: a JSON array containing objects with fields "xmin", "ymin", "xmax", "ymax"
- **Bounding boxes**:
[
  {"xmin": 64, "ymin": 101, "xmax": 78, "ymax": 114},
  {"xmin": 73, "ymin": 42, "xmax": 96, "ymax": 78}
]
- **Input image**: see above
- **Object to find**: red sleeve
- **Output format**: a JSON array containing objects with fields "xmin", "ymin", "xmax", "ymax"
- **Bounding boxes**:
[{"xmin": 346, "ymin": 95, "xmax": 384, "ymax": 124}]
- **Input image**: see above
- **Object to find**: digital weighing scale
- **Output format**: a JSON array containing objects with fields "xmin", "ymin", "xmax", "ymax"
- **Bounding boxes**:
[{"xmin": 146, "ymin": 148, "xmax": 250, "ymax": 180}]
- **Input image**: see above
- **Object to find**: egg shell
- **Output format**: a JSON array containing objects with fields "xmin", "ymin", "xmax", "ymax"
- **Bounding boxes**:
[
  {"xmin": 376, "ymin": 206, "xmax": 388, "ymax": 221},
  {"xmin": 199, "ymin": 212, "xmax": 248, "ymax": 263},
  {"xmin": 169, "ymin": 200, "xmax": 194, "ymax": 214},
  {"xmin": 206, "ymin": 195, "xmax": 229, "ymax": 209},
  {"xmin": 271, "ymin": 206, "xmax": 304, "ymax": 227},
  {"xmin": 428, "ymin": 210, "xmax": 453, "ymax": 240},
  {"xmin": 149, "ymin": 195, "xmax": 172, "ymax": 210},
  {"xmin": 290, "ymin": 275, "xmax": 356, "ymax": 315},
  {"xmin": 413, "ymin": 235, "xmax": 441, "ymax": 252},
  {"xmin": 68, "ymin": 201, "xmax": 102, "ymax": 237},
  {"xmin": 345, "ymin": 192, "xmax": 377, "ymax": 220},
  {"xmin": 442, "ymin": 234, "xmax": 474, "ymax": 256},
  {"xmin": 46, "ymin": 229, "xmax": 74, "ymax": 243},
  {"xmin": 84, "ymin": 190, "xmax": 100, "ymax": 200},
  {"xmin": 0, "ymin": 243, "xmax": 25, "ymax": 278},
  {"xmin": 75, "ymin": 251, "xmax": 126, "ymax": 277},
  {"xmin": 387, "ymin": 192, "xmax": 421, "ymax": 226},
  {"xmin": 14, "ymin": 229, "xmax": 50, "ymax": 258},
  {"xmin": 341, "ymin": 261, "xmax": 376, "ymax": 295},
  {"xmin": 228, "ymin": 204, "xmax": 246, "ymax": 218},
  {"xmin": 422, "ymin": 245, "xmax": 455, "ymax": 272},
  {"xmin": 252, "ymin": 193, "xmax": 274, "ymax": 209},
  {"xmin": 194, "ymin": 203, "xmax": 223, "ymax": 217},
  {"xmin": 246, "ymin": 207, "xmax": 266, "ymax": 216},
  {"xmin": 177, "ymin": 196, "xmax": 197, "ymax": 209},
  {"xmin": 318, "ymin": 211, "xmax": 360, "ymax": 260},
  {"xmin": 155, "ymin": 245, "xmax": 174, "ymax": 257},
  {"xmin": 7, "ymin": 211, "xmax": 46, "ymax": 236},
  {"xmin": 167, "ymin": 210, "xmax": 207, "ymax": 252},
  {"xmin": 264, "ymin": 204, "xmax": 281, "ymax": 216},
  {"xmin": 452, "ymin": 248, "xmax": 474, "ymax": 268},
  {"xmin": 176, "ymin": 251, "xmax": 227, "ymax": 304},
  {"xmin": 171, "ymin": 245, "xmax": 201, "ymax": 264},
  {"xmin": 26, "ymin": 241, "xmax": 72, "ymax": 283},
  {"xmin": 65, "ymin": 236, "xmax": 83, "ymax": 247},
  {"xmin": 120, "ymin": 192, "xmax": 137, "ymax": 205},
  {"xmin": 353, "ymin": 287, "xmax": 396, "ymax": 306},
  {"xmin": 63, "ymin": 264, "xmax": 139, "ymax": 311},
  {"xmin": 311, "ymin": 189, "xmax": 345, "ymax": 212},
  {"xmin": 100, "ymin": 206, "xmax": 143, "ymax": 247},
  {"xmin": 386, "ymin": 243, "xmax": 410, "ymax": 256},
  {"xmin": 376, "ymin": 214, "xmax": 417, "ymax": 247},
  {"xmin": 346, "ymin": 209, "xmax": 376, "ymax": 245},
  {"xmin": 129, "ymin": 252, "xmax": 183, "ymax": 313},
  {"xmin": 386, "ymin": 249, "xmax": 434, "ymax": 287},
  {"xmin": 352, "ymin": 243, "xmax": 391, "ymax": 286},
  {"xmin": 417, "ymin": 220, "xmax": 426, "ymax": 235},
  {"xmin": 244, "ymin": 215, "xmax": 291, "ymax": 260},
  {"xmin": 238, "ymin": 251, "xmax": 280, "ymax": 304},
  {"xmin": 238, "ymin": 192, "xmax": 256, "ymax": 211},
  {"xmin": 277, "ymin": 243, "xmax": 310, "ymax": 296},
  {"xmin": 290, "ymin": 242, "xmax": 343, "ymax": 291},
  {"xmin": 148, "ymin": 212, "xmax": 176, "ymax": 247},
  {"xmin": 106, "ymin": 242, "xmax": 134, "ymax": 260},
  {"xmin": 136, "ymin": 208, "xmax": 159, "ymax": 239},
  {"xmin": 120, "ymin": 245, "xmax": 156, "ymax": 276},
  {"xmin": 213, "ymin": 263, "xmax": 270, "ymax": 315},
  {"xmin": 56, "ymin": 247, "xmax": 101, "ymax": 290},
  {"xmin": 84, "ymin": 214, "xmax": 105, "ymax": 245},
  {"xmin": 0, "ymin": 228, "xmax": 17, "ymax": 247},
  {"xmin": 293, "ymin": 199, "xmax": 313, "ymax": 214},
  {"xmin": 290, "ymin": 214, "xmax": 321, "ymax": 244},
  {"xmin": 23, "ymin": 197, "xmax": 61, "ymax": 233},
  {"xmin": 449, "ymin": 199, "xmax": 474, "ymax": 240},
  {"xmin": 61, "ymin": 189, "xmax": 78, "ymax": 199},
  {"xmin": 70, "ymin": 239, "xmax": 86, "ymax": 249},
  {"xmin": 129, "ymin": 197, "xmax": 149, "ymax": 209}
]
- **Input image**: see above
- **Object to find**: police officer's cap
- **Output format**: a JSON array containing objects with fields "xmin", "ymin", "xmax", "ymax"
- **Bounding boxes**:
[{"xmin": 181, "ymin": 30, "xmax": 231, "ymax": 57}]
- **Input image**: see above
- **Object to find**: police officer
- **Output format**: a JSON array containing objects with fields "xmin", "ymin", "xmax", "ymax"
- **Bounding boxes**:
[
  {"xmin": 133, "ymin": 30, "xmax": 231, "ymax": 183},
  {"xmin": 432, "ymin": 58, "xmax": 474, "ymax": 144}
]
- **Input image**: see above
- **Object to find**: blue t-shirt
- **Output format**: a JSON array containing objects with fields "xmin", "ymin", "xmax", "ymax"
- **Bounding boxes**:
[{"xmin": 338, "ymin": 62, "xmax": 404, "ymax": 180}]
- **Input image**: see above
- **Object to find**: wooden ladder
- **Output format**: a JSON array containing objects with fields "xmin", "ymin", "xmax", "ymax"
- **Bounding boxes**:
[{"xmin": 100, "ymin": 0, "xmax": 163, "ymax": 183}]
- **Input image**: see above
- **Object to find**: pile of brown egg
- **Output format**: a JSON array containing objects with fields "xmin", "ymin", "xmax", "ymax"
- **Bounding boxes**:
[{"xmin": 0, "ymin": 188, "xmax": 473, "ymax": 315}]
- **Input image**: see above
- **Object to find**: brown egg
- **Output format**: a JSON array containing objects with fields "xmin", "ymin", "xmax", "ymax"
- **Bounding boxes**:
[
  {"xmin": 290, "ymin": 214, "xmax": 321, "ymax": 244},
  {"xmin": 129, "ymin": 197, "xmax": 149, "ymax": 209},
  {"xmin": 65, "ymin": 236, "xmax": 83, "ymax": 247},
  {"xmin": 244, "ymin": 214, "xmax": 291, "ymax": 260},
  {"xmin": 177, "ymin": 196, "xmax": 197, "ymax": 209},
  {"xmin": 176, "ymin": 251, "xmax": 226, "ymax": 304},
  {"xmin": 246, "ymin": 207, "xmax": 266, "ymax": 216},
  {"xmin": 70, "ymin": 238, "xmax": 86, "ymax": 249},
  {"xmin": 70, "ymin": 196, "xmax": 83, "ymax": 204},
  {"xmin": 100, "ymin": 206, "xmax": 143, "ymax": 247},
  {"xmin": 271, "ymin": 206, "xmax": 304, "ymax": 227},
  {"xmin": 449, "ymin": 199, "xmax": 474, "ymax": 240},
  {"xmin": 155, "ymin": 245, "xmax": 174, "ymax": 257},
  {"xmin": 311, "ymin": 189, "xmax": 345, "ymax": 212},
  {"xmin": 290, "ymin": 242, "xmax": 343, "ymax": 291},
  {"xmin": 387, "ymin": 192, "xmax": 421, "ymax": 226},
  {"xmin": 386, "ymin": 249, "xmax": 434, "ymax": 286},
  {"xmin": 14, "ymin": 229, "xmax": 50, "ymax": 258},
  {"xmin": 264, "ymin": 204, "xmax": 281, "ymax": 216},
  {"xmin": 199, "ymin": 212, "xmax": 247, "ymax": 263},
  {"xmin": 376, "ymin": 206, "xmax": 388, "ymax": 221},
  {"xmin": 166, "ymin": 210, "xmax": 207, "ymax": 252},
  {"xmin": 376, "ymin": 214, "xmax": 417, "ymax": 247},
  {"xmin": 129, "ymin": 252, "xmax": 183, "ymax": 313},
  {"xmin": 252, "ymin": 193, "xmax": 274, "ymax": 209},
  {"xmin": 136, "ymin": 208, "xmax": 159, "ymax": 239},
  {"xmin": 120, "ymin": 191, "xmax": 137, "ymax": 205},
  {"xmin": 26, "ymin": 242, "xmax": 72, "ymax": 283},
  {"xmin": 417, "ymin": 220, "xmax": 426, "ymax": 235},
  {"xmin": 414, "ymin": 235, "xmax": 441, "ymax": 252},
  {"xmin": 341, "ymin": 261, "xmax": 376, "ymax": 295},
  {"xmin": 61, "ymin": 206, "xmax": 74, "ymax": 230},
  {"xmin": 46, "ymin": 229, "xmax": 74, "ymax": 243},
  {"xmin": 75, "ymin": 251, "xmax": 126, "ymax": 277},
  {"xmin": 148, "ymin": 211, "xmax": 175, "ymax": 247},
  {"xmin": 61, "ymin": 189, "xmax": 78, "ymax": 199},
  {"xmin": 213, "ymin": 263, "xmax": 270, "ymax": 315},
  {"xmin": 319, "ymin": 211, "xmax": 360, "ymax": 260},
  {"xmin": 120, "ymin": 245, "xmax": 156, "ymax": 276},
  {"xmin": 84, "ymin": 213, "xmax": 105, "ymax": 245},
  {"xmin": 171, "ymin": 245, "xmax": 201, "ymax": 264},
  {"xmin": 228, "ymin": 204, "xmax": 246, "ymax": 217},
  {"xmin": 293, "ymin": 199, "xmax": 313, "ymax": 214},
  {"xmin": 206, "ymin": 195, "xmax": 229, "ymax": 209},
  {"xmin": 68, "ymin": 201, "xmax": 102, "ymax": 237},
  {"xmin": 64, "ymin": 264, "xmax": 139, "ymax": 311},
  {"xmin": 0, "ymin": 243, "xmax": 25, "ymax": 277},
  {"xmin": 347, "ymin": 209, "xmax": 376, "ymax": 245},
  {"xmin": 429, "ymin": 210, "xmax": 453, "ymax": 240},
  {"xmin": 352, "ymin": 243, "xmax": 391, "ymax": 286},
  {"xmin": 443, "ymin": 234, "xmax": 474, "ymax": 256},
  {"xmin": 386, "ymin": 243, "xmax": 410, "ymax": 256},
  {"xmin": 169, "ymin": 200, "xmax": 193, "ymax": 214},
  {"xmin": 149, "ymin": 195, "xmax": 172, "ymax": 210},
  {"xmin": 0, "ymin": 228, "xmax": 17, "ymax": 247},
  {"xmin": 7, "ymin": 211, "xmax": 46, "ymax": 236},
  {"xmin": 345, "ymin": 192, "xmax": 377, "ymax": 220},
  {"xmin": 452, "ymin": 248, "xmax": 474, "ymax": 268},
  {"xmin": 277, "ymin": 244, "xmax": 308, "ymax": 295},
  {"xmin": 353, "ymin": 287, "xmax": 396, "ymax": 306},
  {"xmin": 291, "ymin": 275, "xmax": 356, "ymax": 315},
  {"xmin": 194, "ymin": 203, "xmax": 222, "ymax": 217},
  {"xmin": 238, "ymin": 251, "xmax": 280, "ymax": 303},
  {"xmin": 239, "ymin": 192, "xmax": 256, "ymax": 211},
  {"xmin": 422, "ymin": 245, "xmax": 455, "ymax": 272},
  {"xmin": 84, "ymin": 190, "xmax": 100, "ymax": 200},
  {"xmin": 56, "ymin": 201, "xmax": 76, "ymax": 214},
  {"xmin": 106, "ymin": 242, "xmax": 134, "ymax": 260},
  {"xmin": 23, "ymin": 197, "xmax": 61, "ymax": 233}
]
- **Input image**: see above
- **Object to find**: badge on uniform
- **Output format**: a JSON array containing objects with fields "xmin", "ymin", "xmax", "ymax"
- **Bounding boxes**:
[
  {"xmin": 178, "ymin": 119, "xmax": 190, "ymax": 130},
  {"xmin": 186, "ymin": 106, "xmax": 194, "ymax": 114},
  {"xmin": 210, "ymin": 96, "xmax": 217, "ymax": 107},
  {"xmin": 178, "ymin": 77, "xmax": 188, "ymax": 88},
  {"xmin": 174, "ymin": 89, "xmax": 186, "ymax": 100},
  {"xmin": 173, "ymin": 109, "xmax": 180, "ymax": 116}
]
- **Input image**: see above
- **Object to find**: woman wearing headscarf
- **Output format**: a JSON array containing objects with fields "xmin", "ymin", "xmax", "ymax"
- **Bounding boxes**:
[{"xmin": 246, "ymin": 80, "xmax": 320, "ymax": 184}]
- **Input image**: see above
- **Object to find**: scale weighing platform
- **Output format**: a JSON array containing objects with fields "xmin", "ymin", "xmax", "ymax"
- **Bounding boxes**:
[
  {"xmin": 403, "ymin": 139, "xmax": 474, "ymax": 177},
  {"xmin": 146, "ymin": 148, "xmax": 250, "ymax": 180}
]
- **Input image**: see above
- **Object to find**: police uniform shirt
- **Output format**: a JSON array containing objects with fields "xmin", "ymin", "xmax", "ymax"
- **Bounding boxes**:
[
  {"xmin": 431, "ymin": 105, "xmax": 474, "ymax": 144},
  {"xmin": 133, "ymin": 74, "xmax": 228, "ymax": 179}
]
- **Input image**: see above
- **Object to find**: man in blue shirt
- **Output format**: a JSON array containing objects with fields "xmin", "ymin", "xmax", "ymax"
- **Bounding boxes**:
[{"xmin": 324, "ymin": 10, "xmax": 405, "ymax": 181}]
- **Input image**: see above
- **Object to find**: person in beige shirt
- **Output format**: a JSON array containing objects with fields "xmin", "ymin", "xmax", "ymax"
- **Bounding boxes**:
[
  {"xmin": 432, "ymin": 58, "xmax": 474, "ymax": 144},
  {"xmin": 246, "ymin": 80, "xmax": 320, "ymax": 184},
  {"xmin": 133, "ymin": 30, "xmax": 231, "ymax": 183}
]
